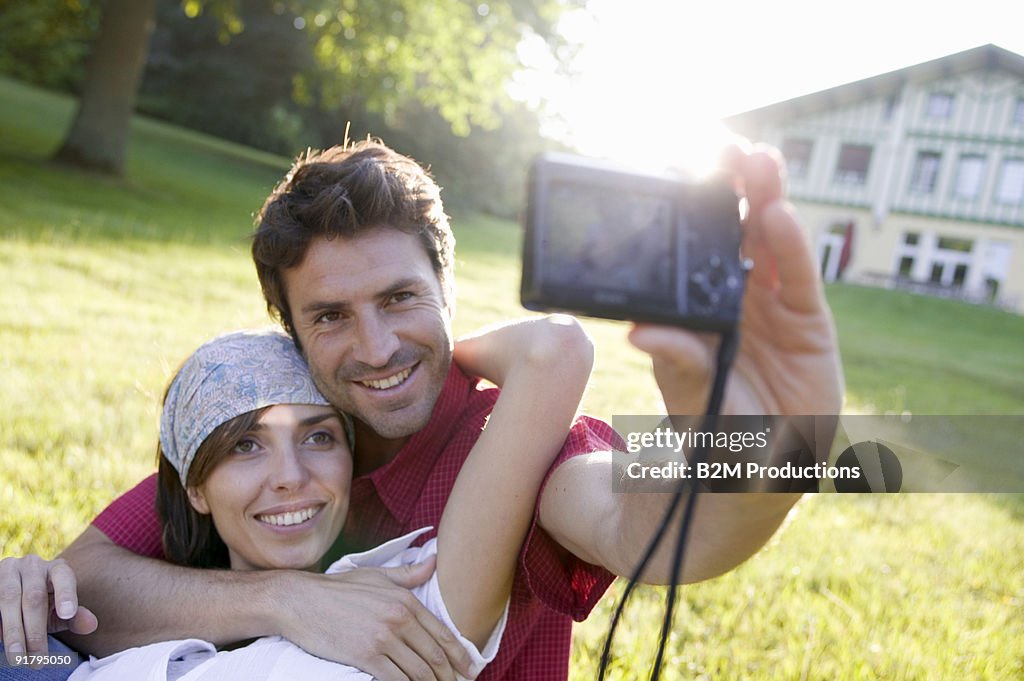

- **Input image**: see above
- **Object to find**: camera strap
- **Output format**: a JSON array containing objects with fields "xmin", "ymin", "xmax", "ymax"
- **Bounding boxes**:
[{"xmin": 598, "ymin": 327, "xmax": 740, "ymax": 681}]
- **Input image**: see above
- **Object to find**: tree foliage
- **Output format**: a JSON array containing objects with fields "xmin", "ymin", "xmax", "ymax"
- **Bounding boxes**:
[
  {"xmin": 178, "ymin": 0, "xmax": 580, "ymax": 136},
  {"xmin": 140, "ymin": 1, "xmax": 314, "ymax": 153},
  {"xmin": 0, "ymin": 0, "xmax": 101, "ymax": 89},
  {"xmin": 2, "ymin": 0, "xmax": 580, "ymax": 206},
  {"xmin": 138, "ymin": 0, "xmax": 579, "ymax": 213}
]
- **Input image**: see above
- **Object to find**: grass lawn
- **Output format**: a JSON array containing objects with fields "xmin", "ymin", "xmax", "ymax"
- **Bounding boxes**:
[{"xmin": 1, "ymin": 76, "xmax": 1022, "ymax": 679}]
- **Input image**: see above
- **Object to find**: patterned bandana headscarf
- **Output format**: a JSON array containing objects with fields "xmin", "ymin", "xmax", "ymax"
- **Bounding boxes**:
[{"xmin": 160, "ymin": 329, "xmax": 332, "ymax": 487}]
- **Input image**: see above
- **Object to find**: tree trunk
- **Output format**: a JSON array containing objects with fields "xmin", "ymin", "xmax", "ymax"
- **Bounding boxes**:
[{"xmin": 53, "ymin": 0, "xmax": 158, "ymax": 175}]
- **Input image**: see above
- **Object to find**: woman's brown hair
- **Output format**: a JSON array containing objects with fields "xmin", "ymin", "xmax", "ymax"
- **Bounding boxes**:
[{"xmin": 156, "ymin": 407, "xmax": 270, "ymax": 568}]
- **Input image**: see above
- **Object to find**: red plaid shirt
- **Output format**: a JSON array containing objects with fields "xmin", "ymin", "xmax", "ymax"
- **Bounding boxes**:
[{"xmin": 94, "ymin": 364, "xmax": 617, "ymax": 680}]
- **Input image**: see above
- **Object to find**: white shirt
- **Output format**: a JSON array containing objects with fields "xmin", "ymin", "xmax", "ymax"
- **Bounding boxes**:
[{"xmin": 69, "ymin": 528, "xmax": 507, "ymax": 681}]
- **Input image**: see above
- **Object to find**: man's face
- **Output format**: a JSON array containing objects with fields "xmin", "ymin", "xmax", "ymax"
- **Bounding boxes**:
[{"xmin": 282, "ymin": 230, "xmax": 453, "ymax": 446}]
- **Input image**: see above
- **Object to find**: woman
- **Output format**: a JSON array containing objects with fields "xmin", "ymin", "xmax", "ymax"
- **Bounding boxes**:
[{"xmin": 17, "ymin": 316, "xmax": 589, "ymax": 680}]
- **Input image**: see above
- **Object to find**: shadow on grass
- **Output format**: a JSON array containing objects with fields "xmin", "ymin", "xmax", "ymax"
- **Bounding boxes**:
[
  {"xmin": 0, "ymin": 152, "xmax": 268, "ymax": 246},
  {"xmin": 983, "ymin": 493, "xmax": 1024, "ymax": 522}
]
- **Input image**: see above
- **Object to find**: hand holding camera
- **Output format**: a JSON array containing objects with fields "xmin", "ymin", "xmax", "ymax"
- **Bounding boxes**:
[
  {"xmin": 522, "ymin": 146, "xmax": 843, "ymax": 419},
  {"xmin": 522, "ymin": 152, "xmax": 748, "ymax": 331}
]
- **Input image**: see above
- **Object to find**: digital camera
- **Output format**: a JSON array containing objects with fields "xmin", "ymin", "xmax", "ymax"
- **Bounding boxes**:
[{"xmin": 521, "ymin": 153, "xmax": 748, "ymax": 331}]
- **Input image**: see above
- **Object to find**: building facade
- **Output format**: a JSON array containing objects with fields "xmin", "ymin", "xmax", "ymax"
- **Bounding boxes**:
[{"xmin": 726, "ymin": 44, "xmax": 1024, "ymax": 311}]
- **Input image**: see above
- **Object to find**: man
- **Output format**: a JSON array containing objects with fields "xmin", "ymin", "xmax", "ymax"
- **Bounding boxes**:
[{"xmin": 0, "ymin": 141, "xmax": 842, "ymax": 680}]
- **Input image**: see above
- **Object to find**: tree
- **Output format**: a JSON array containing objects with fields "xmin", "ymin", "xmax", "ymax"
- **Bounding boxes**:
[
  {"xmin": 50, "ymin": 0, "xmax": 581, "ymax": 176},
  {"xmin": 139, "ymin": 1, "xmax": 314, "ymax": 154},
  {"xmin": 0, "ymin": 0, "xmax": 101, "ymax": 90},
  {"xmin": 54, "ymin": 0, "xmax": 158, "ymax": 174}
]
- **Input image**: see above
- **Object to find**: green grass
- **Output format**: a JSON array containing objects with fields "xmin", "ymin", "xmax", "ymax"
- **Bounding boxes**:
[
  {"xmin": 573, "ymin": 493, "xmax": 1023, "ymax": 680},
  {"xmin": 1, "ymin": 75, "xmax": 1022, "ymax": 679},
  {"xmin": 828, "ymin": 285, "xmax": 1024, "ymax": 415}
]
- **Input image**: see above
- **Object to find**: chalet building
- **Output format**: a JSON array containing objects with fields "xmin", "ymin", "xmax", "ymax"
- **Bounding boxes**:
[{"xmin": 725, "ymin": 44, "xmax": 1024, "ymax": 312}]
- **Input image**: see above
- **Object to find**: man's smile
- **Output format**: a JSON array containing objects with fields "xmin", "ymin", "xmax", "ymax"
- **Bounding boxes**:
[{"xmin": 357, "ymin": 365, "xmax": 414, "ymax": 390}]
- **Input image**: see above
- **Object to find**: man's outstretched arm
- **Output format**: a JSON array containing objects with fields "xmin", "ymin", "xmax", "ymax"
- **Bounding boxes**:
[
  {"xmin": 57, "ymin": 526, "xmax": 475, "ymax": 681},
  {"xmin": 539, "ymin": 453, "xmax": 801, "ymax": 583},
  {"xmin": 539, "ymin": 146, "xmax": 843, "ymax": 583}
]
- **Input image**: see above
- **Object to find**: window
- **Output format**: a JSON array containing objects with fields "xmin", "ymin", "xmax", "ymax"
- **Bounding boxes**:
[
  {"xmin": 1014, "ymin": 98, "xmax": 1024, "ymax": 125},
  {"xmin": 952, "ymin": 264, "xmax": 968, "ymax": 288},
  {"xmin": 995, "ymin": 158, "xmax": 1024, "ymax": 204},
  {"xmin": 931, "ymin": 236, "xmax": 974, "ymax": 287},
  {"xmin": 937, "ymin": 237, "xmax": 973, "ymax": 252},
  {"xmin": 982, "ymin": 241, "xmax": 1012, "ymax": 302},
  {"xmin": 898, "ymin": 256, "xmax": 914, "ymax": 277},
  {"xmin": 952, "ymin": 154, "xmax": 986, "ymax": 200},
  {"xmin": 781, "ymin": 138, "xmax": 814, "ymax": 178},
  {"xmin": 925, "ymin": 93, "xmax": 954, "ymax": 119},
  {"xmin": 909, "ymin": 151, "xmax": 941, "ymax": 194},
  {"xmin": 834, "ymin": 144, "xmax": 873, "ymax": 185},
  {"xmin": 895, "ymin": 231, "xmax": 921, "ymax": 280},
  {"xmin": 884, "ymin": 95, "xmax": 899, "ymax": 121},
  {"xmin": 897, "ymin": 231, "xmax": 979, "ymax": 289},
  {"xmin": 817, "ymin": 221, "xmax": 852, "ymax": 283}
]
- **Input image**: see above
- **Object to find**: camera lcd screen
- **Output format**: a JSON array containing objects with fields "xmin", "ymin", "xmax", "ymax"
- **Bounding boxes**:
[
  {"xmin": 540, "ymin": 180, "xmax": 675, "ymax": 299},
  {"xmin": 523, "ymin": 152, "xmax": 745, "ymax": 330}
]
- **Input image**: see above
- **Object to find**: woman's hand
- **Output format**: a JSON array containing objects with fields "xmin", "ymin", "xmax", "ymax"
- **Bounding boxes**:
[{"xmin": 0, "ymin": 555, "xmax": 98, "ymax": 663}]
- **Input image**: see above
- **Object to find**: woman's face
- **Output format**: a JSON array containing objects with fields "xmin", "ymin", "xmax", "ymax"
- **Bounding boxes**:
[{"xmin": 188, "ymin": 404, "xmax": 352, "ymax": 571}]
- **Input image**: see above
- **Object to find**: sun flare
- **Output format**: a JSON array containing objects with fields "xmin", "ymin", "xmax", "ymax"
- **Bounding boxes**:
[
  {"xmin": 522, "ymin": 0, "xmax": 1024, "ymax": 179},
  {"xmin": 535, "ymin": 1, "xmax": 751, "ymax": 177}
]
